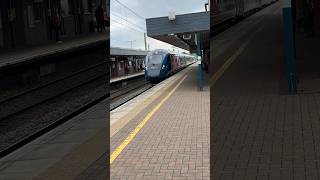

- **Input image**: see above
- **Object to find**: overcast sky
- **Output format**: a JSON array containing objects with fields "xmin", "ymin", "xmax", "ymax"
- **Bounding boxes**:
[{"xmin": 110, "ymin": 0, "xmax": 208, "ymax": 52}]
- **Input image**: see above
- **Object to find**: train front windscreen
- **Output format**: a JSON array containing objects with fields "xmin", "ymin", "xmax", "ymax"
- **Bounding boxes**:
[
  {"xmin": 146, "ymin": 51, "xmax": 166, "ymax": 78},
  {"xmin": 148, "ymin": 55, "xmax": 163, "ymax": 65}
]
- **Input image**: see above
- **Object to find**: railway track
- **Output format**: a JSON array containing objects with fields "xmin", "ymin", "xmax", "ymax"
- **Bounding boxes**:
[
  {"xmin": 110, "ymin": 79, "xmax": 153, "ymax": 110},
  {"xmin": 0, "ymin": 62, "xmax": 108, "ymax": 158},
  {"xmin": 0, "ymin": 61, "xmax": 108, "ymax": 120}
]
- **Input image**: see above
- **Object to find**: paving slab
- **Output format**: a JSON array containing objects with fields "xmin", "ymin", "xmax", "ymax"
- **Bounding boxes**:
[
  {"xmin": 0, "ymin": 32, "xmax": 108, "ymax": 69},
  {"xmin": 110, "ymin": 63, "xmax": 210, "ymax": 179},
  {"xmin": 211, "ymin": 2, "xmax": 320, "ymax": 179}
]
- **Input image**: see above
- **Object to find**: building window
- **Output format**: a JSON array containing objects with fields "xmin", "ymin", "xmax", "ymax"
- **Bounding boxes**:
[
  {"xmin": 0, "ymin": 10, "xmax": 2, "ymax": 29},
  {"xmin": 33, "ymin": 1, "xmax": 43, "ymax": 21},
  {"xmin": 60, "ymin": 0, "xmax": 69, "ymax": 16},
  {"xmin": 27, "ymin": 5, "xmax": 35, "ymax": 27},
  {"xmin": 88, "ymin": 0, "xmax": 93, "ymax": 13},
  {"xmin": 68, "ymin": 0, "xmax": 74, "ymax": 15}
]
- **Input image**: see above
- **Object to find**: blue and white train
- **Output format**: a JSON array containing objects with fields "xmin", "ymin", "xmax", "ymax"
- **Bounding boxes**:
[{"xmin": 144, "ymin": 49, "xmax": 196, "ymax": 83}]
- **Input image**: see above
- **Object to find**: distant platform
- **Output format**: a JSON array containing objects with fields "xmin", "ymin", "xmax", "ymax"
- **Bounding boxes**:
[
  {"xmin": 0, "ymin": 32, "xmax": 108, "ymax": 70},
  {"xmin": 110, "ymin": 72, "xmax": 145, "ymax": 84}
]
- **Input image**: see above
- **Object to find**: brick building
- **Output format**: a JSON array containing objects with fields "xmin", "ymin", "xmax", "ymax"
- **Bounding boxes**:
[{"xmin": 0, "ymin": 0, "xmax": 108, "ymax": 49}]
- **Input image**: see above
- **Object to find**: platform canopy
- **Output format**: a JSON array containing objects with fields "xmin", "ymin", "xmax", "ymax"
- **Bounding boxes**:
[
  {"xmin": 110, "ymin": 47, "xmax": 149, "ymax": 56},
  {"xmin": 146, "ymin": 11, "xmax": 210, "ymax": 52}
]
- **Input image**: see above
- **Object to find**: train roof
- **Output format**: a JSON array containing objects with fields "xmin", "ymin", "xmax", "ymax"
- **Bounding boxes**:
[{"xmin": 148, "ymin": 49, "xmax": 196, "ymax": 57}]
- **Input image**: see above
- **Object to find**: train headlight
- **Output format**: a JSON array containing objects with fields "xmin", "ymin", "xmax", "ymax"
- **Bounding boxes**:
[{"xmin": 161, "ymin": 65, "xmax": 165, "ymax": 69}]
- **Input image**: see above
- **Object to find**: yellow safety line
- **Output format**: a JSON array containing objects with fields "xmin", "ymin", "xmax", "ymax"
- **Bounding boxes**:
[
  {"xmin": 209, "ymin": 24, "xmax": 265, "ymax": 87},
  {"xmin": 209, "ymin": 41, "xmax": 249, "ymax": 87},
  {"xmin": 110, "ymin": 75, "xmax": 188, "ymax": 164}
]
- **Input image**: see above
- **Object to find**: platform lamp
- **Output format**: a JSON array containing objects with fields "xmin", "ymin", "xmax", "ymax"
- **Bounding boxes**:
[
  {"xmin": 205, "ymin": 3, "xmax": 209, "ymax": 11},
  {"xmin": 168, "ymin": 11, "xmax": 176, "ymax": 21}
]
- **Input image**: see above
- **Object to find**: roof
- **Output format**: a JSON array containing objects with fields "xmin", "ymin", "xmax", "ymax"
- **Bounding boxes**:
[
  {"xmin": 146, "ymin": 11, "xmax": 210, "ymax": 51},
  {"xmin": 147, "ymin": 12, "xmax": 209, "ymax": 36},
  {"xmin": 110, "ymin": 47, "xmax": 149, "ymax": 56},
  {"xmin": 147, "ymin": 49, "xmax": 196, "ymax": 57}
]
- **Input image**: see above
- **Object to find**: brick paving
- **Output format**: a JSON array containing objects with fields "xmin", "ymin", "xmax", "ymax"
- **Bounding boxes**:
[
  {"xmin": 110, "ymin": 64, "xmax": 210, "ymax": 179},
  {"xmin": 211, "ymin": 2, "xmax": 320, "ymax": 180}
]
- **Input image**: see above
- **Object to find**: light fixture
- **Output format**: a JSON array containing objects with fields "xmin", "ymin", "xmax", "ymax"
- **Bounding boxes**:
[{"xmin": 168, "ymin": 11, "xmax": 176, "ymax": 21}]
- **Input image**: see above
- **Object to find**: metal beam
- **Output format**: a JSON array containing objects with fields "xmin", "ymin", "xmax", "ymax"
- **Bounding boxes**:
[
  {"xmin": 282, "ymin": 0, "xmax": 297, "ymax": 93},
  {"xmin": 196, "ymin": 32, "xmax": 204, "ymax": 91}
]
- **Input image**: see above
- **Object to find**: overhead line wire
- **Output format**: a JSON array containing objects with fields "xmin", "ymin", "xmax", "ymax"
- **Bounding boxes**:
[{"xmin": 111, "ymin": 0, "xmax": 145, "ymax": 20}]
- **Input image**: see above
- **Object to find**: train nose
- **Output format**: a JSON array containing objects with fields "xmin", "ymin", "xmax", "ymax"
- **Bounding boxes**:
[
  {"xmin": 147, "ymin": 64, "xmax": 161, "ymax": 77},
  {"xmin": 147, "ymin": 69, "xmax": 160, "ymax": 77}
]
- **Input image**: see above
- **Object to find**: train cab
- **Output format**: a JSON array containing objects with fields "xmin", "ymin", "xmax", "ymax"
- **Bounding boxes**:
[
  {"xmin": 145, "ymin": 49, "xmax": 196, "ymax": 83},
  {"xmin": 145, "ymin": 49, "xmax": 170, "ymax": 82}
]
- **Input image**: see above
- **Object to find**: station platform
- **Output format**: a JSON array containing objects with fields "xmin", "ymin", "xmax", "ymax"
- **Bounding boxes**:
[
  {"xmin": 110, "ymin": 63, "xmax": 210, "ymax": 179},
  {"xmin": 110, "ymin": 72, "xmax": 144, "ymax": 84},
  {"xmin": 0, "ymin": 98, "xmax": 108, "ymax": 179},
  {"xmin": 211, "ymin": 1, "xmax": 320, "ymax": 179},
  {"xmin": 0, "ymin": 32, "xmax": 108, "ymax": 69}
]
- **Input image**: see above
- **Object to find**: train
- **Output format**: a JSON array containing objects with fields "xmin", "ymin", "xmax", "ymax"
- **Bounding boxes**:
[
  {"xmin": 210, "ymin": 0, "xmax": 276, "ymax": 25},
  {"xmin": 144, "ymin": 49, "xmax": 196, "ymax": 83}
]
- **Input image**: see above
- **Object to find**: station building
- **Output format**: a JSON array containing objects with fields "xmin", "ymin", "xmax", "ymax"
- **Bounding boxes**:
[
  {"xmin": 110, "ymin": 47, "xmax": 148, "ymax": 78},
  {"xmin": 0, "ymin": 0, "xmax": 109, "ymax": 49}
]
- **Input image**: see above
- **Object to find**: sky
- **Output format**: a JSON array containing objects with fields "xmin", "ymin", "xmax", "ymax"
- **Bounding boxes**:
[{"xmin": 110, "ymin": 0, "xmax": 208, "ymax": 52}]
